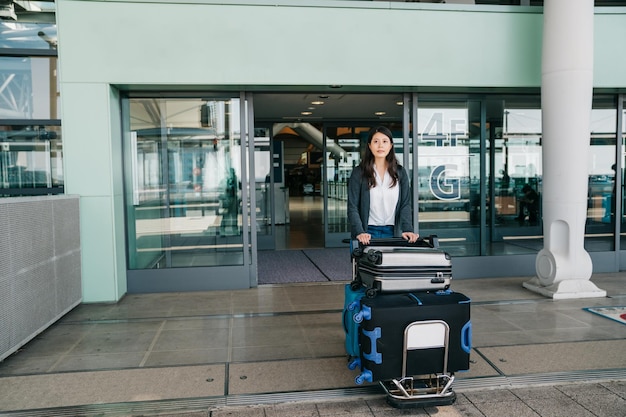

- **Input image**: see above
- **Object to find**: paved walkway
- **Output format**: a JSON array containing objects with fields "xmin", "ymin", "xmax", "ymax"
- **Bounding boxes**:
[
  {"xmin": 207, "ymin": 381, "xmax": 626, "ymax": 417},
  {"xmin": 0, "ymin": 274, "xmax": 625, "ymax": 416}
]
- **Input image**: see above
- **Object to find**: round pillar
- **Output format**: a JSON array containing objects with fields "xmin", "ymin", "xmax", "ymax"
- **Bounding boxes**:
[{"xmin": 523, "ymin": 0, "xmax": 606, "ymax": 299}]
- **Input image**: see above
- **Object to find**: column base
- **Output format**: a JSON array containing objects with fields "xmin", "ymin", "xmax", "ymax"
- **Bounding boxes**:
[{"xmin": 523, "ymin": 277, "xmax": 607, "ymax": 300}]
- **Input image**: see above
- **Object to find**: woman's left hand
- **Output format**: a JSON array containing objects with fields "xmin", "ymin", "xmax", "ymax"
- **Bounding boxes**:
[{"xmin": 402, "ymin": 232, "xmax": 419, "ymax": 243}]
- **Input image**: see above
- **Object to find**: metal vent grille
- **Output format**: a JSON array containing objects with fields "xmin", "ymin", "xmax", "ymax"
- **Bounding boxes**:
[
  {"xmin": 8, "ymin": 199, "xmax": 55, "ymax": 272},
  {"xmin": 0, "ymin": 196, "xmax": 82, "ymax": 362}
]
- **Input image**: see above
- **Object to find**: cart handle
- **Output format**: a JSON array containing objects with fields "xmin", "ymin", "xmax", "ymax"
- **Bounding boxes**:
[{"xmin": 358, "ymin": 235, "xmax": 439, "ymax": 249}]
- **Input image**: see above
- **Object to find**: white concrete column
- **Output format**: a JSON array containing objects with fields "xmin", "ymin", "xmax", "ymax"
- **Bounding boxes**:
[{"xmin": 523, "ymin": 0, "xmax": 606, "ymax": 299}]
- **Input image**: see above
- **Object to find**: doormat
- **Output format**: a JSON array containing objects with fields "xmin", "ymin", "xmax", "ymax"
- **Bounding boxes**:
[{"xmin": 583, "ymin": 306, "xmax": 626, "ymax": 325}]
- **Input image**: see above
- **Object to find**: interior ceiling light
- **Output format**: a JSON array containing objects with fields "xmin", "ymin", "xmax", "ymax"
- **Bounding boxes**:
[
  {"xmin": 307, "ymin": 106, "xmax": 315, "ymax": 110},
  {"xmin": 301, "ymin": 111, "xmax": 313, "ymax": 116},
  {"xmin": 311, "ymin": 101, "xmax": 324, "ymax": 105},
  {"xmin": 375, "ymin": 111, "xmax": 386, "ymax": 116},
  {"xmin": 396, "ymin": 101, "xmax": 404, "ymax": 106}
]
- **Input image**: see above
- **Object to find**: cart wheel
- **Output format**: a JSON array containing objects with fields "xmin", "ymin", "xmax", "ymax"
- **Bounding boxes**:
[
  {"xmin": 353, "ymin": 312, "xmax": 363, "ymax": 323},
  {"xmin": 365, "ymin": 288, "xmax": 378, "ymax": 298},
  {"xmin": 347, "ymin": 358, "xmax": 360, "ymax": 370},
  {"xmin": 386, "ymin": 391, "xmax": 456, "ymax": 409}
]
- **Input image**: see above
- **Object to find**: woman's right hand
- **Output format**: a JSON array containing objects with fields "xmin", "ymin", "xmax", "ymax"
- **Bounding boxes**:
[{"xmin": 356, "ymin": 233, "xmax": 371, "ymax": 245}]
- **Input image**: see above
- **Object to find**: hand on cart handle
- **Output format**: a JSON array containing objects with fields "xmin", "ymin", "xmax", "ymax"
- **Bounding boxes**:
[
  {"xmin": 356, "ymin": 233, "xmax": 372, "ymax": 245},
  {"xmin": 402, "ymin": 232, "xmax": 419, "ymax": 243},
  {"xmin": 357, "ymin": 232, "xmax": 419, "ymax": 245},
  {"xmin": 354, "ymin": 235, "xmax": 439, "ymax": 250}
]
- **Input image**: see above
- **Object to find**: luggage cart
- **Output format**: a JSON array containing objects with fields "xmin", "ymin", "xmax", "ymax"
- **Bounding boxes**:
[{"xmin": 380, "ymin": 320, "xmax": 457, "ymax": 408}]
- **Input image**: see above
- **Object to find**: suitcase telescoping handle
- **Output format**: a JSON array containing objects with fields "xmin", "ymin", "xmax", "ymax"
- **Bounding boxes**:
[{"xmin": 358, "ymin": 235, "xmax": 439, "ymax": 249}]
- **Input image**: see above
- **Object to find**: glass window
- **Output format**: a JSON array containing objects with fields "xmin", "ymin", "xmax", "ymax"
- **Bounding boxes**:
[
  {"xmin": 0, "ymin": 21, "xmax": 57, "ymax": 50},
  {"xmin": 0, "ymin": 124, "xmax": 62, "ymax": 196},
  {"xmin": 417, "ymin": 101, "xmax": 481, "ymax": 256},
  {"xmin": 621, "ymin": 100, "xmax": 626, "ymax": 251},
  {"xmin": 586, "ymin": 97, "xmax": 617, "ymax": 251},
  {"xmin": 489, "ymin": 96, "xmax": 543, "ymax": 255},
  {"xmin": 125, "ymin": 97, "xmax": 245, "ymax": 270},
  {"xmin": 254, "ymin": 126, "xmax": 272, "ymax": 247},
  {"xmin": 0, "ymin": 56, "xmax": 60, "ymax": 120}
]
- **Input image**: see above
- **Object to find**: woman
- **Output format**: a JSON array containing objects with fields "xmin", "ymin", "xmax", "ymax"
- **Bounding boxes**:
[{"xmin": 347, "ymin": 126, "xmax": 419, "ymax": 245}]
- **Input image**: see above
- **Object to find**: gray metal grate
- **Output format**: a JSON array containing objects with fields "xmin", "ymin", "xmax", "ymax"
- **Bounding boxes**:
[{"xmin": 0, "ymin": 196, "xmax": 82, "ymax": 362}]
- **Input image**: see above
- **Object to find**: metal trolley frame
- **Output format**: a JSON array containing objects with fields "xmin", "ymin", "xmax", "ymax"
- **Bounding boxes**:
[{"xmin": 380, "ymin": 320, "xmax": 457, "ymax": 408}]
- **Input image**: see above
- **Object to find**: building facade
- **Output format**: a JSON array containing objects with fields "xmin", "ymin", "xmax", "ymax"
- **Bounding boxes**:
[{"xmin": 2, "ymin": 1, "xmax": 626, "ymax": 302}]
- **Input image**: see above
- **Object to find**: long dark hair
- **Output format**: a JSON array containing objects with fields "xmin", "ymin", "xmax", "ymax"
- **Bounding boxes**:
[{"xmin": 361, "ymin": 126, "xmax": 399, "ymax": 189}]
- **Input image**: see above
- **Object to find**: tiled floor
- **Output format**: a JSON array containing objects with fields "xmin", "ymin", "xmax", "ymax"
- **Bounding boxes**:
[{"xmin": 0, "ymin": 274, "xmax": 625, "ymax": 416}]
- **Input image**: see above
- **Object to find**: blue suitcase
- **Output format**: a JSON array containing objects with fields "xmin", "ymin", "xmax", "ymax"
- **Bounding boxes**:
[{"xmin": 343, "ymin": 284, "xmax": 365, "ymax": 370}]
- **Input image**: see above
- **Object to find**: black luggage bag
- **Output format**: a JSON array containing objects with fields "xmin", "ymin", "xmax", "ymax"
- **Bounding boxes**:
[{"xmin": 355, "ymin": 290, "xmax": 471, "ymax": 384}]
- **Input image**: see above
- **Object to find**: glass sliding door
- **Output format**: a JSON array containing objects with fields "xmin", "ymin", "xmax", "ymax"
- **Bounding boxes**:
[
  {"xmin": 253, "ymin": 126, "xmax": 274, "ymax": 249},
  {"xmin": 615, "ymin": 95, "xmax": 626, "ymax": 256},
  {"xmin": 123, "ymin": 96, "xmax": 254, "ymax": 292},
  {"xmin": 416, "ymin": 101, "xmax": 481, "ymax": 256},
  {"xmin": 324, "ymin": 125, "xmax": 369, "ymax": 247},
  {"xmin": 488, "ymin": 96, "xmax": 544, "ymax": 255},
  {"xmin": 585, "ymin": 97, "xmax": 617, "ymax": 251}
]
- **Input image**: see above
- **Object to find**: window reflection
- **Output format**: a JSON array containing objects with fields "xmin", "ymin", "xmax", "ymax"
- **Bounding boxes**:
[
  {"xmin": 0, "ymin": 124, "xmax": 62, "ymax": 196},
  {"xmin": 586, "ymin": 100, "xmax": 616, "ymax": 251},
  {"xmin": 417, "ymin": 103, "xmax": 479, "ymax": 256},
  {"xmin": 126, "ymin": 98, "xmax": 245, "ymax": 270},
  {"xmin": 616, "ymin": 104, "xmax": 626, "ymax": 250},
  {"xmin": 0, "ymin": 21, "xmax": 57, "ymax": 50},
  {"xmin": 0, "ymin": 57, "xmax": 59, "ymax": 120},
  {"xmin": 490, "ymin": 99, "xmax": 543, "ymax": 254},
  {"xmin": 254, "ymin": 128, "xmax": 272, "ymax": 242}
]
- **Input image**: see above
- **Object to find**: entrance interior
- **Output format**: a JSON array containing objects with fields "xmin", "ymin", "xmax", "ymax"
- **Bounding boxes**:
[
  {"xmin": 276, "ymin": 196, "xmax": 324, "ymax": 250},
  {"xmin": 273, "ymin": 126, "xmax": 325, "ymax": 250},
  {"xmin": 254, "ymin": 93, "xmax": 405, "ymax": 251}
]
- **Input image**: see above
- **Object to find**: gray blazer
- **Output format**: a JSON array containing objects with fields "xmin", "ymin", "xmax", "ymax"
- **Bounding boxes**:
[{"xmin": 347, "ymin": 165, "xmax": 414, "ymax": 239}]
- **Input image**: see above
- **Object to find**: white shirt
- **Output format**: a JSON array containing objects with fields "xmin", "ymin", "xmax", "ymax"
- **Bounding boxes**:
[{"xmin": 368, "ymin": 168, "xmax": 399, "ymax": 226}]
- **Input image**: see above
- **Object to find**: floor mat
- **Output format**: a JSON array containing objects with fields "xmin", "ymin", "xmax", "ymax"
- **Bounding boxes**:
[
  {"xmin": 303, "ymin": 247, "xmax": 351, "ymax": 281},
  {"xmin": 258, "ymin": 250, "xmax": 328, "ymax": 284},
  {"xmin": 583, "ymin": 306, "xmax": 626, "ymax": 325}
]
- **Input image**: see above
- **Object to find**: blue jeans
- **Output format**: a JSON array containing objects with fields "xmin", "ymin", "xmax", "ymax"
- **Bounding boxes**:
[{"xmin": 367, "ymin": 225, "xmax": 394, "ymax": 239}]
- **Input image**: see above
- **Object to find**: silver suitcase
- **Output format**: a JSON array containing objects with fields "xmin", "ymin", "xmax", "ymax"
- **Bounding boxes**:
[{"xmin": 351, "ymin": 236, "xmax": 452, "ymax": 297}]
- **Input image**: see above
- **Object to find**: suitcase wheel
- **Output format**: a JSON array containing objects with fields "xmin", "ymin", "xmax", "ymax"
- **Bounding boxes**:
[
  {"xmin": 355, "ymin": 369, "xmax": 372, "ymax": 385},
  {"xmin": 386, "ymin": 391, "xmax": 456, "ymax": 409},
  {"xmin": 352, "ymin": 247, "xmax": 363, "ymax": 258},
  {"xmin": 365, "ymin": 288, "xmax": 378, "ymax": 298},
  {"xmin": 347, "ymin": 357, "xmax": 361, "ymax": 370},
  {"xmin": 350, "ymin": 281, "xmax": 361, "ymax": 291}
]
